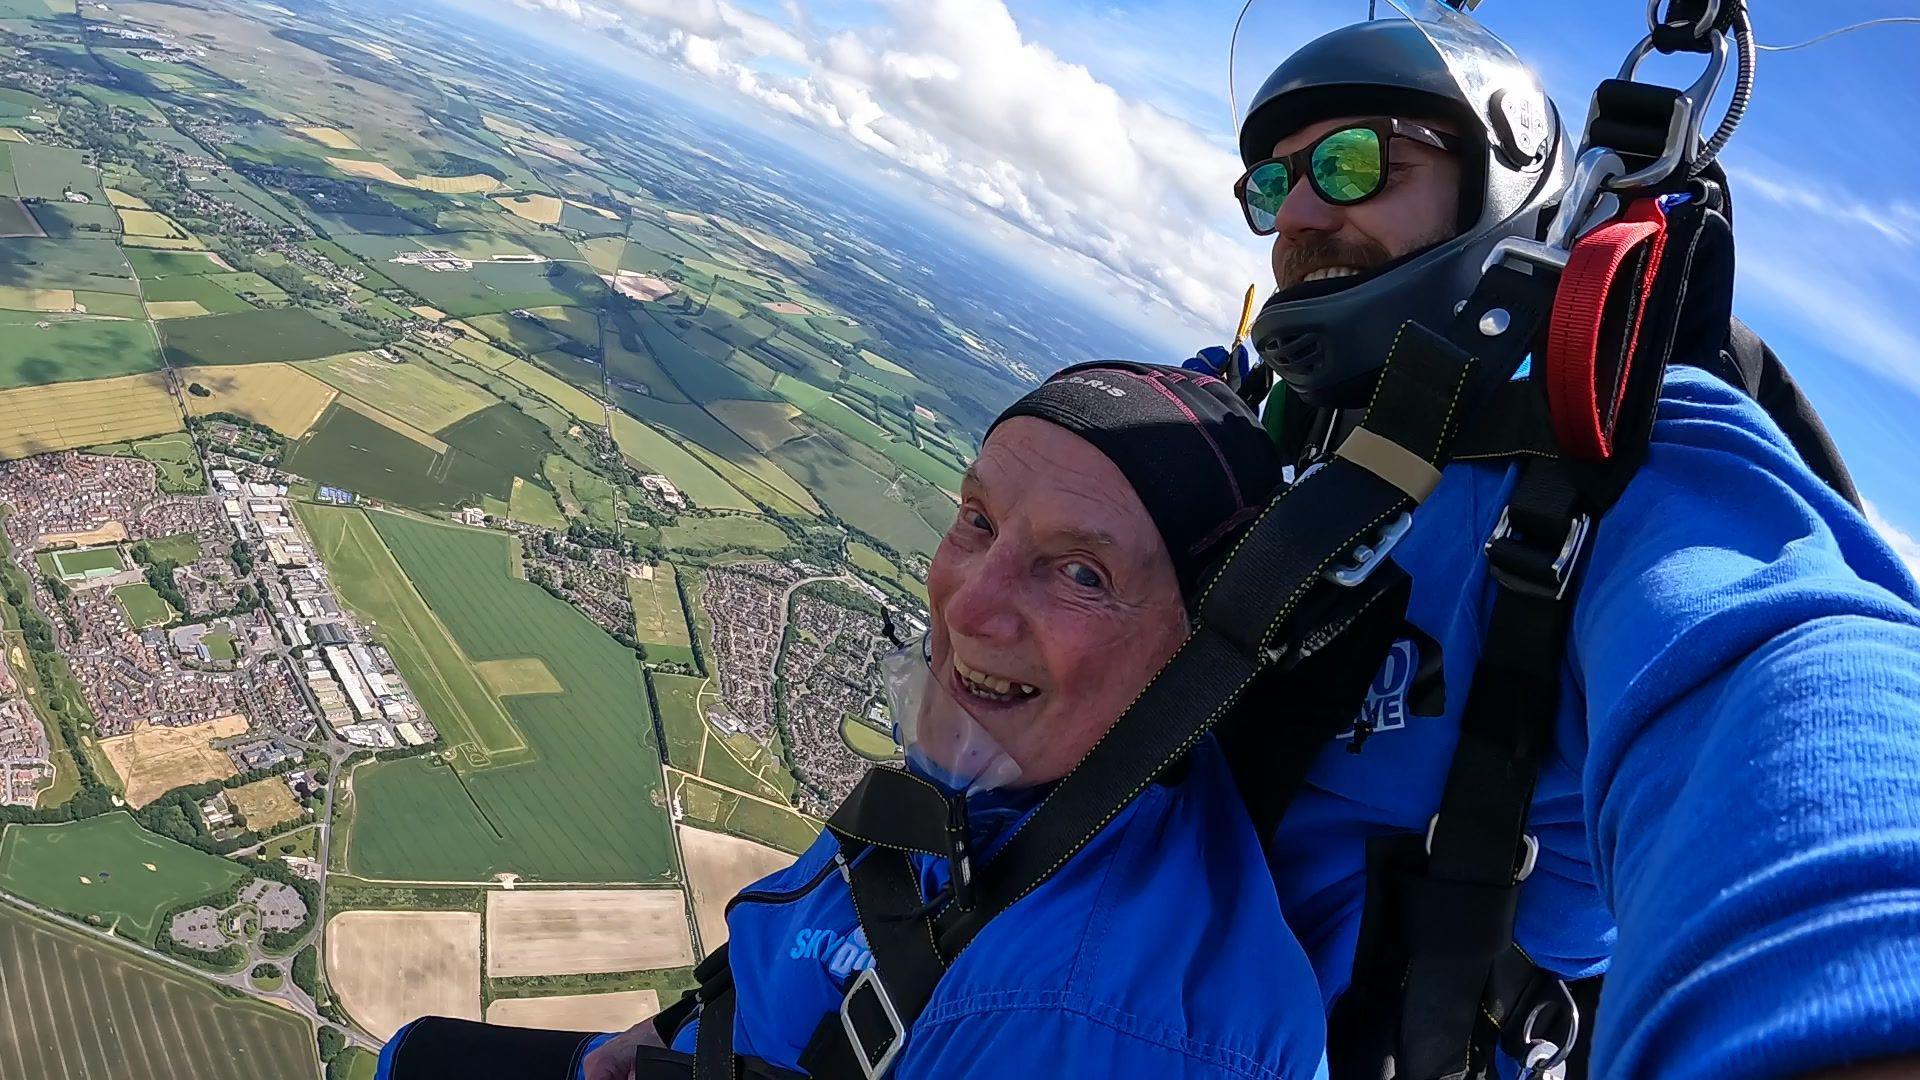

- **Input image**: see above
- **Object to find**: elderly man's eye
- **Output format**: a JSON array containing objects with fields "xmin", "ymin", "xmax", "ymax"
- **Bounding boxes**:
[
  {"xmin": 1063, "ymin": 561, "xmax": 1104, "ymax": 589},
  {"xmin": 960, "ymin": 509, "xmax": 991, "ymax": 533}
]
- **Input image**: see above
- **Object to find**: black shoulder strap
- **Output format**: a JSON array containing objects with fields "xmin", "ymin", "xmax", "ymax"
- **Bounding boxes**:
[{"xmin": 1723, "ymin": 317, "xmax": 1862, "ymax": 509}]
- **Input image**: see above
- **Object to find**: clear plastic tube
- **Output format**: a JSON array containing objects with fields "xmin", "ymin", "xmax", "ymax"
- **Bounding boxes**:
[{"xmin": 882, "ymin": 634, "xmax": 1024, "ymax": 795}]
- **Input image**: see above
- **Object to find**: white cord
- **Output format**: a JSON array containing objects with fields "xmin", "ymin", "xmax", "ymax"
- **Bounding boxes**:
[
  {"xmin": 1756, "ymin": 16, "xmax": 1920, "ymax": 52},
  {"xmin": 1227, "ymin": 0, "xmax": 1259, "ymax": 130}
]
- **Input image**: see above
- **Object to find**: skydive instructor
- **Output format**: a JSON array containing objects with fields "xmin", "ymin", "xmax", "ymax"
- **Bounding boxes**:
[{"xmin": 1191, "ymin": 3, "xmax": 1920, "ymax": 1077}]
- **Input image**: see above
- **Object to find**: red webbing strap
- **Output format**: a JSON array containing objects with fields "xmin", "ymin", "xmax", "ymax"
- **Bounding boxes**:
[{"xmin": 1546, "ymin": 198, "xmax": 1670, "ymax": 460}]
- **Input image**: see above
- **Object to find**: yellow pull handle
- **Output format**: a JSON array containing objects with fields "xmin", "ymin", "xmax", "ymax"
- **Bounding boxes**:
[{"xmin": 1231, "ymin": 283, "xmax": 1259, "ymax": 350}]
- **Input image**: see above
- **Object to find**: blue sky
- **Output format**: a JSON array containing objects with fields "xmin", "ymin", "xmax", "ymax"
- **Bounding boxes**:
[
  {"xmin": 486, "ymin": 0, "xmax": 1920, "ymax": 560},
  {"xmin": 1014, "ymin": 1, "xmax": 1920, "ymax": 550}
]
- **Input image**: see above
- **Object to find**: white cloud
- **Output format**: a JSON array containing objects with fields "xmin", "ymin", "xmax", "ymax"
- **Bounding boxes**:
[
  {"xmin": 1864, "ymin": 499, "xmax": 1920, "ymax": 579},
  {"xmin": 510, "ymin": 0, "xmax": 1264, "ymax": 330}
]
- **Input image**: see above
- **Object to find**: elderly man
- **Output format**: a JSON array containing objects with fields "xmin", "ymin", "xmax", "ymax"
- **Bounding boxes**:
[
  {"xmin": 380, "ymin": 364, "xmax": 1331, "ymax": 1080},
  {"xmin": 1189, "ymin": 13, "xmax": 1920, "ymax": 1080}
]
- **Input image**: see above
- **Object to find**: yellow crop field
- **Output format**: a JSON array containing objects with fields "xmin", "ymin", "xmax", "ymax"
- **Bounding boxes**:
[
  {"xmin": 858, "ymin": 349, "xmax": 913, "ymax": 377},
  {"xmin": 565, "ymin": 199, "xmax": 620, "ymax": 220},
  {"xmin": 99, "ymin": 715, "xmax": 250, "ymax": 808},
  {"xmin": 106, "ymin": 189, "xmax": 151, "ymax": 209},
  {"xmin": 0, "ymin": 128, "xmax": 27, "ymax": 144},
  {"xmin": 228, "ymin": 777, "xmax": 304, "ymax": 832},
  {"xmin": 410, "ymin": 305, "xmax": 448, "ymax": 322},
  {"xmin": 117, "ymin": 209, "xmax": 197, "ymax": 243},
  {"xmin": 325, "ymin": 157, "xmax": 502, "ymax": 194},
  {"xmin": 301, "ymin": 350, "xmax": 495, "ymax": 434},
  {"xmin": 0, "ymin": 286, "xmax": 78, "ymax": 312},
  {"xmin": 145, "ymin": 301, "xmax": 207, "ymax": 320},
  {"xmin": 473, "ymin": 657, "xmax": 563, "ymax": 697},
  {"xmin": 294, "ymin": 125, "xmax": 359, "ymax": 150},
  {"xmin": 493, "ymin": 193, "xmax": 563, "ymax": 224},
  {"xmin": 0, "ymin": 374, "xmax": 182, "ymax": 461},
  {"xmin": 497, "ymin": 359, "xmax": 607, "ymax": 425},
  {"xmin": 327, "ymin": 911, "xmax": 480, "ymax": 1040},
  {"xmin": 179, "ymin": 363, "xmax": 338, "ymax": 438}
]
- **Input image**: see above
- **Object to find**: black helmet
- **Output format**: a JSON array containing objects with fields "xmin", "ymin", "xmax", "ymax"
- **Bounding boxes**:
[{"xmin": 1242, "ymin": 14, "xmax": 1569, "ymax": 408}]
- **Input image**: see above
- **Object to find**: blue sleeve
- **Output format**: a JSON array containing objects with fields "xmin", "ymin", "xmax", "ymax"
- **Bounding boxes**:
[
  {"xmin": 1571, "ymin": 368, "xmax": 1920, "ymax": 1078},
  {"xmin": 905, "ymin": 1001, "xmax": 1327, "ymax": 1080}
]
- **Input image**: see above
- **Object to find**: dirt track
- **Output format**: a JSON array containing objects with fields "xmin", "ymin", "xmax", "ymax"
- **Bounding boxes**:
[{"xmin": 485, "ymin": 889, "xmax": 693, "ymax": 977}]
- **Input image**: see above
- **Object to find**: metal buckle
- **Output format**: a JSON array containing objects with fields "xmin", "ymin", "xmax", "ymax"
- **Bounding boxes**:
[
  {"xmin": 1324, "ymin": 511, "xmax": 1414, "ymax": 587},
  {"xmin": 1426, "ymin": 814, "xmax": 1540, "ymax": 882},
  {"xmin": 1518, "ymin": 979, "xmax": 1581, "ymax": 1080},
  {"xmin": 1484, "ymin": 149, "xmax": 1628, "ymax": 276},
  {"xmin": 839, "ymin": 967, "xmax": 906, "ymax": 1080},
  {"xmin": 1485, "ymin": 508, "xmax": 1592, "ymax": 602}
]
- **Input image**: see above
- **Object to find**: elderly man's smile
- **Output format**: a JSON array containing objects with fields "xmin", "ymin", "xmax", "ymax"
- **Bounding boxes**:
[{"xmin": 949, "ymin": 653, "xmax": 1041, "ymax": 706}]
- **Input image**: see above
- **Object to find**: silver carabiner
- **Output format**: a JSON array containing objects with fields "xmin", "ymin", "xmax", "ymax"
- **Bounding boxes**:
[
  {"xmin": 1517, "ymin": 980, "xmax": 1581, "ymax": 1080},
  {"xmin": 1607, "ymin": 29, "xmax": 1733, "ymax": 190}
]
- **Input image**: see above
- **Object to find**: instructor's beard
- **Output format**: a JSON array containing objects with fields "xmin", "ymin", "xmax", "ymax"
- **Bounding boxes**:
[{"xmin": 1274, "ymin": 228, "xmax": 1456, "ymax": 290}]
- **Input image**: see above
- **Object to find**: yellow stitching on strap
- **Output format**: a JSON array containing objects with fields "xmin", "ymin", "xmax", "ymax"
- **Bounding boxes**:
[{"xmin": 1336, "ymin": 426, "xmax": 1443, "ymax": 503}]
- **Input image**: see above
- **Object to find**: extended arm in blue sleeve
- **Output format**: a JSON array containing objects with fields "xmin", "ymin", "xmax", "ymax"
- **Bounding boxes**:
[{"xmin": 1571, "ymin": 371, "xmax": 1920, "ymax": 1079}]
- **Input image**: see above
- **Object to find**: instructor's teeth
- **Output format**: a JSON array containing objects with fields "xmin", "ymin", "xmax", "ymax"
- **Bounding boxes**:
[{"xmin": 1019, "ymin": 684, "xmax": 1035, "ymax": 696}]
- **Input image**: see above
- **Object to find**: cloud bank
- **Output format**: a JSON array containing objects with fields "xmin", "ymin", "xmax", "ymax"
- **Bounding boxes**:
[{"xmin": 507, "ymin": 0, "xmax": 1260, "ymax": 331}]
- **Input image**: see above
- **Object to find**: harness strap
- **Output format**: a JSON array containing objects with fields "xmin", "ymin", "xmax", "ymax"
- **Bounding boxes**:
[
  {"xmin": 1394, "ymin": 461, "xmax": 1588, "ymax": 1080},
  {"xmin": 1546, "ymin": 199, "xmax": 1671, "ymax": 460}
]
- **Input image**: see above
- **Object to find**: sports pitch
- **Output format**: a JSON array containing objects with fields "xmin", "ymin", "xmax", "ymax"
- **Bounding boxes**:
[
  {"xmin": 628, "ymin": 562, "xmax": 693, "ymax": 655},
  {"xmin": 0, "ymin": 902, "xmax": 318, "ymax": 1080},
  {"xmin": 0, "ymin": 814, "xmax": 246, "ymax": 944},
  {"xmin": 313, "ymin": 509, "xmax": 675, "ymax": 882},
  {"xmin": 50, "ymin": 546, "xmax": 123, "ymax": 578},
  {"xmin": 112, "ymin": 582, "xmax": 174, "ymax": 627}
]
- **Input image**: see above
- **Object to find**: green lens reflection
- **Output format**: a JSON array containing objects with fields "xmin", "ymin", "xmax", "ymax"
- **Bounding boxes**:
[
  {"xmin": 1313, "ymin": 127, "xmax": 1383, "ymax": 203},
  {"xmin": 1245, "ymin": 161, "xmax": 1290, "ymax": 229}
]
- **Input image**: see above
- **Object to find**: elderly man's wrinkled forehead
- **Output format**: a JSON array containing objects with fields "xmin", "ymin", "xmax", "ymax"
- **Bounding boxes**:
[{"xmin": 968, "ymin": 417, "xmax": 1170, "ymax": 573}]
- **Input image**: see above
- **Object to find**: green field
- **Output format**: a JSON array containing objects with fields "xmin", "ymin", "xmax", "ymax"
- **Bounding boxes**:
[
  {"xmin": 652, "ymin": 672, "xmax": 796, "ymax": 806},
  {"xmin": 50, "ymin": 546, "xmax": 124, "ymax": 578},
  {"xmin": 85, "ymin": 431, "xmax": 202, "ymax": 493},
  {"xmin": 673, "ymin": 772, "xmax": 819, "ymax": 855},
  {"xmin": 0, "ymin": 238, "xmax": 135, "ymax": 297},
  {"xmin": 543, "ymin": 454, "xmax": 616, "ymax": 528},
  {"xmin": 770, "ymin": 436, "xmax": 944, "ymax": 557},
  {"xmin": 159, "ymin": 308, "xmax": 367, "ymax": 366},
  {"xmin": 850, "ymin": 541, "xmax": 928, "ymax": 602},
  {"xmin": 840, "ymin": 713, "xmax": 901, "ymax": 762},
  {"xmin": 284, "ymin": 402, "xmax": 516, "ymax": 512},
  {"xmin": 298, "ymin": 503, "xmax": 525, "ymax": 762},
  {"xmin": 125, "ymin": 248, "xmax": 229, "ymax": 279},
  {"xmin": 436, "ymin": 401, "xmax": 558, "ymax": 482},
  {"xmin": 332, "ymin": 511, "xmax": 674, "ymax": 883},
  {"xmin": 652, "ymin": 672, "xmax": 707, "ymax": 767},
  {"xmin": 334, "ymin": 1047, "xmax": 380, "ymax": 1080},
  {"xmin": 660, "ymin": 514, "xmax": 788, "ymax": 554},
  {"xmin": 609, "ymin": 411, "xmax": 753, "ymax": 512},
  {"xmin": 0, "ymin": 903, "xmax": 320, "ymax": 1080},
  {"xmin": 7, "ymin": 143, "xmax": 103, "ymax": 203},
  {"xmin": 615, "ymin": 392, "xmax": 818, "ymax": 515},
  {"xmin": 0, "ymin": 814, "xmax": 247, "ymax": 944},
  {"xmin": 138, "ymin": 274, "xmax": 256, "ymax": 315},
  {"xmin": 629, "ymin": 562, "xmax": 693, "ymax": 665},
  {"xmin": 143, "ymin": 531, "xmax": 203, "ymax": 564},
  {"xmin": 202, "ymin": 629, "xmax": 237, "ymax": 661},
  {"xmin": 0, "ymin": 317, "xmax": 161, "ymax": 388},
  {"xmin": 112, "ymin": 582, "xmax": 174, "ymax": 627},
  {"xmin": 507, "ymin": 475, "xmax": 567, "ymax": 529},
  {"xmin": 300, "ymin": 350, "xmax": 497, "ymax": 434}
]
